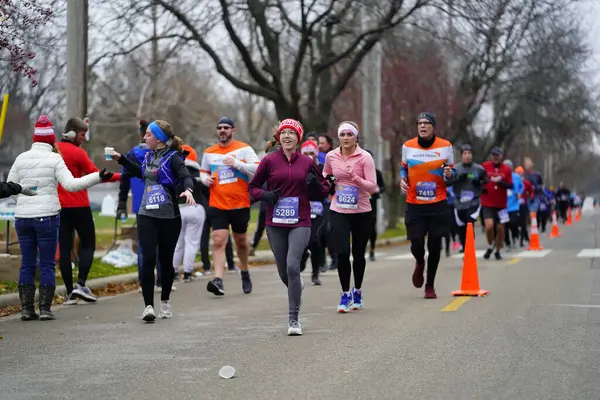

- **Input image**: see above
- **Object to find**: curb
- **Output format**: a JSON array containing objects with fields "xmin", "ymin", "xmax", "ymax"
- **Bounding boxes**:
[{"xmin": 0, "ymin": 235, "xmax": 408, "ymax": 308}]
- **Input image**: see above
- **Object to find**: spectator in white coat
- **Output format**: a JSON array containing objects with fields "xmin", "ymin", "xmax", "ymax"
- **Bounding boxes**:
[{"xmin": 7, "ymin": 115, "xmax": 113, "ymax": 321}]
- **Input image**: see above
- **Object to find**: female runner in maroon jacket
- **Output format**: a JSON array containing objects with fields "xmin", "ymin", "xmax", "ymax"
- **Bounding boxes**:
[{"xmin": 248, "ymin": 119, "xmax": 331, "ymax": 336}]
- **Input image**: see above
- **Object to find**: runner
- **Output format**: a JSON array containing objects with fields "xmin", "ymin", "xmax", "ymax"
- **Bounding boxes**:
[
  {"xmin": 502, "ymin": 160, "xmax": 523, "ymax": 250},
  {"xmin": 248, "ymin": 119, "xmax": 330, "ymax": 335},
  {"xmin": 481, "ymin": 147, "xmax": 513, "ymax": 260},
  {"xmin": 173, "ymin": 145, "xmax": 206, "ymax": 282},
  {"xmin": 298, "ymin": 139, "xmax": 327, "ymax": 285},
  {"xmin": 324, "ymin": 121, "xmax": 377, "ymax": 311},
  {"xmin": 9, "ymin": 115, "xmax": 111, "ymax": 321},
  {"xmin": 56, "ymin": 117, "xmax": 121, "ymax": 305},
  {"xmin": 554, "ymin": 182, "xmax": 571, "ymax": 223},
  {"xmin": 108, "ymin": 120, "xmax": 195, "ymax": 322},
  {"xmin": 448, "ymin": 144, "xmax": 487, "ymax": 252},
  {"xmin": 117, "ymin": 120, "xmax": 164, "ymax": 292},
  {"xmin": 400, "ymin": 112, "xmax": 454, "ymax": 299},
  {"xmin": 523, "ymin": 157, "xmax": 544, "ymax": 212},
  {"xmin": 514, "ymin": 166, "xmax": 532, "ymax": 246},
  {"xmin": 365, "ymin": 149, "xmax": 386, "ymax": 261},
  {"xmin": 199, "ymin": 117, "xmax": 260, "ymax": 296}
]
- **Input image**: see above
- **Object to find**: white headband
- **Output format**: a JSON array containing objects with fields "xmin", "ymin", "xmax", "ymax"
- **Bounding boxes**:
[{"xmin": 337, "ymin": 123, "xmax": 359, "ymax": 138}]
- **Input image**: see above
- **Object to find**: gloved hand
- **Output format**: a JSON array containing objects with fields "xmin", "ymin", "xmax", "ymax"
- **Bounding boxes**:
[
  {"xmin": 20, "ymin": 186, "xmax": 37, "ymax": 196},
  {"xmin": 261, "ymin": 190, "xmax": 280, "ymax": 204},
  {"xmin": 117, "ymin": 200, "xmax": 127, "ymax": 219},
  {"xmin": 305, "ymin": 173, "xmax": 318, "ymax": 188},
  {"xmin": 99, "ymin": 168, "xmax": 114, "ymax": 182}
]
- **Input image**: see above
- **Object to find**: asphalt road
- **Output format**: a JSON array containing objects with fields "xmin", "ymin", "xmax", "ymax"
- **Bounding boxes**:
[{"xmin": 2, "ymin": 212, "xmax": 600, "ymax": 400}]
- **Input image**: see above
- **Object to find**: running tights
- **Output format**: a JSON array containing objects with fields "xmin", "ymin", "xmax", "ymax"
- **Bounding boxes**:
[
  {"xmin": 137, "ymin": 214, "xmax": 181, "ymax": 307},
  {"xmin": 58, "ymin": 207, "xmax": 96, "ymax": 294},
  {"xmin": 330, "ymin": 211, "xmax": 372, "ymax": 292},
  {"xmin": 267, "ymin": 226, "xmax": 311, "ymax": 322},
  {"xmin": 410, "ymin": 236, "xmax": 442, "ymax": 286}
]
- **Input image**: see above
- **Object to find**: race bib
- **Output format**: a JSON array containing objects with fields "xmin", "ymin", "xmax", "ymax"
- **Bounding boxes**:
[
  {"xmin": 145, "ymin": 185, "xmax": 168, "ymax": 210},
  {"xmin": 498, "ymin": 209, "xmax": 509, "ymax": 224},
  {"xmin": 272, "ymin": 197, "xmax": 299, "ymax": 224},
  {"xmin": 310, "ymin": 201, "xmax": 323, "ymax": 219},
  {"xmin": 218, "ymin": 166, "xmax": 237, "ymax": 184},
  {"xmin": 416, "ymin": 181, "xmax": 436, "ymax": 202},
  {"xmin": 336, "ymin": 185, "xmax": 359, "ymax": 209},
  {"xmin": 459, "ymin": 190, "xmax": 474, "ymax": 203},
  {"xmin": 540, "ymin": 202, "xmax": 548, "ymax": 211}
]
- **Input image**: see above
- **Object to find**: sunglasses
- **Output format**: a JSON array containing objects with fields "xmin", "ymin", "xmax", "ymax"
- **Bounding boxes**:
[{"xmin": 217, "ymin": 125, "xmax": 232, "ymax": 131}]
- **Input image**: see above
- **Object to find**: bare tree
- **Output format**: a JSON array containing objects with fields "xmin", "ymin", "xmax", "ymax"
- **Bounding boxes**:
[{"xmin": 146, "ymin": 0, "xmax": 434, "ymax": 131}]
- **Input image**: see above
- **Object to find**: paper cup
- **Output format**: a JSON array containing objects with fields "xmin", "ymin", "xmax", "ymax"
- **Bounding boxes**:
[
  {"xmin": 104, "ymin": 147, "xmax": 115, "ymax": 160},
  {"xmin": 218, "ymin": 365, "xmax": 236, "ymax": 379}
]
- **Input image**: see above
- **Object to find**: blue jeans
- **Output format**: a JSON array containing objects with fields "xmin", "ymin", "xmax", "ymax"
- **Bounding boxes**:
[
  {"xmin": 137, "ymin": 239, "xmax": 162, "ymax": 287},
  {"xmin": 15, "ymin": 215, "xmax": 60, "ymax": 286}
]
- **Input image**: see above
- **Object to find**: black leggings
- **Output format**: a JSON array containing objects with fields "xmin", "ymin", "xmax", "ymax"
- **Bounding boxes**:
[
  {"xmin": 330, "ymin": 211, "xmax": 372, "ymax": 292},
  {"xmin": 300, "ymin": 216, "xmax": 326, "ymax": 274},
  {"xmin": 369, "ymin": 200, "xmax": 378, "ymax": 252},
  {"xmin": 59, "ymin": 207, "xmax": 96, "ymax": 294},
  {"xmin": 410, "ymin": 236, "xmax": 442, "ymax": 286},
  {"xmin": 137, "ymin": 214, "xmax": 181, "ymax": 307}
]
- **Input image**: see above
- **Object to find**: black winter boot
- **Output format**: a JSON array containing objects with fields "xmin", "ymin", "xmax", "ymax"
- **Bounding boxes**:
[
  {"xmin": 18, "ymin": 284, "xmax": 39, "ymax": 321},
  {"xmin": 38, "ymin": 285, "xmax": 56, "ymax": 321}
]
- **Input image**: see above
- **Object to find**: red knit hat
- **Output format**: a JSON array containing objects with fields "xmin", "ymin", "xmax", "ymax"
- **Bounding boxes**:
[
  {"xmin": 276, "ymin": 118, "xmax": 304, "ymax": 142},
  {"xmin": 33, "ymin": 115, "xmax": 56, "ymax": 145},
  {"xmin": 300, "ymin": 140, "xmax": 318, "ymax": 155}
]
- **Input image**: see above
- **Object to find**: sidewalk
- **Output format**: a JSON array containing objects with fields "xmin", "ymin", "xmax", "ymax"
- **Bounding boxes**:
[{"xmin": 0, "ymin": 235, "xmax": 408, "ymax": 307}]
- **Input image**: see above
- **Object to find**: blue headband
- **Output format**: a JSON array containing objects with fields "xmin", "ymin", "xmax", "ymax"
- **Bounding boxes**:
[{"xmin": 149, "ymin": 121, "xmax": 169, "ymax": 143}]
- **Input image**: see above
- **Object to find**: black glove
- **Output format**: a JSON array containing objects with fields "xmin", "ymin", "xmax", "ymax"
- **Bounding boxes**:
[
  {"xmin": 117, "ymin": 200, "xmax": 127, "ymax": 219},
  {"xmin": 325, "ymin": 174, "xmax": 336, "ymax": 185},
  {"xmin": 305, "ymin": 173, "xmax": 318, "ymax": 188},
  {"xmin": 261, "ymin": 190, "xmax": 280, "ymax": 204},
  {"xmin": 99, "ymin": 168, "xmax": 114, "ymax": 182}
]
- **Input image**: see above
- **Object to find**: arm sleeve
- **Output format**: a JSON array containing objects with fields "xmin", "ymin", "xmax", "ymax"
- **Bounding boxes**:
[
  {"xmin": 55, "ymin": 156, "xmax": 101, "ymax": 192},
  {"xmin": 323, "ymin": 153, "xmax": 332, "ymax": 177},
  {"xmin": 400, "ymin": 144, "xmax": 408, "ymax": 180},
  {"xmin": 350, "ymin": 154, "xmax": 378, "ymax": 193},
  {"xmin": 309, "ymin": 162, "xmax": 331, "ymax": 201},
  {"xmin": 233, "ymin": 147, "xmax": 260, "ymax": 178},
  {"xmin": 118, "ymin": 151, "xmax": 134, "ymax": 203},
  {"xmin": 0, "ymin": 182, "xmax": 20, "ymax": 198},
  {"xmin": 247, "ymin": 159, "xmax": 269, "ymax": 200},
  {"xmin": 171, "ymin": 155, "xmax": 194, "ymax": 191},
  {"xmin": 117, "ymin": 153, "xmax": 143, "ymax": 179}
]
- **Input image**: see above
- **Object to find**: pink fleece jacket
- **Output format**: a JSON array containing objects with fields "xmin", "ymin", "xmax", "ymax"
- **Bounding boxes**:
[{"xmin": 323, "ymin": 145, "xmax": 378, "ymax": 214}]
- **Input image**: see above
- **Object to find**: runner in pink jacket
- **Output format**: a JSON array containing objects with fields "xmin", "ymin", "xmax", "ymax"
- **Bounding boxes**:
[{"xmin": 323, "ymin": 121, "xmax": 377, "ymax": 313}]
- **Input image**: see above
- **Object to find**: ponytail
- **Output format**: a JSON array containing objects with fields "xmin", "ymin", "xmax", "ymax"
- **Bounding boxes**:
[
  {"xmin": 170, "ymin": 135, "xmax": 183, "ymax": 152},
  {"xmin": 264, "ymin": 121, "xmax": 281, "ymax": 153}
]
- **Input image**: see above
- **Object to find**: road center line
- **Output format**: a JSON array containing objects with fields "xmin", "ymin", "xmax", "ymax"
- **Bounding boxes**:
[
  {"xmin": 507, "ymin": 257, "xmax": 521, "ymax": 265},
  {"xmin": 441, "ymin": 297, "xmax": 471, "ymax": 312}
]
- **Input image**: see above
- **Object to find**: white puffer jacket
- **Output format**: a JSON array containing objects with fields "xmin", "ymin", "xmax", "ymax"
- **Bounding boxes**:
[{"xmin": 7, "ymin": 143, "xmax": 101, "ymax": 218}]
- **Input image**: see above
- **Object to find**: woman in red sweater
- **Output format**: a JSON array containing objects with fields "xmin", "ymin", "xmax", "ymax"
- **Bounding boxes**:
[{"xmin": 56, "ymin": 118, "xmax": 121, "ymax": 304}]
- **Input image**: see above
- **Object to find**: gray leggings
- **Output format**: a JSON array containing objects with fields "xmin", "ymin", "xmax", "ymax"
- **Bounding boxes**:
[{"xmin": 266, "ymin": 226, "xmax": 311, "ymax": 321}]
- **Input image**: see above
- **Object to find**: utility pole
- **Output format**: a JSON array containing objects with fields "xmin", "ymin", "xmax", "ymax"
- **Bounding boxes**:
[
  {"xmin": 151, "ymin": 0, "xmax": 158, "ymax": 117},
  {"xmin": 360, "ymin": 3, "xmax": 385, "ymax": 234},
  {"xmin": 66, "ymin": 0, "xmax": 88, "ymax": 119}
]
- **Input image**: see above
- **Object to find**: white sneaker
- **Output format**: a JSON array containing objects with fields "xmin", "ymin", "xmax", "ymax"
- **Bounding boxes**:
[
  {"xmin": 142, "ymin": 305, "xmax": 156, "ymax": 322},
  {"xmin": 288, "ymin": 320, "xmax": 302, "ymax": 336},
  {"xmin": 159, "ymin": 301, "xmax": 172, "ymax": 319},
  {"xmin": 171, "ymin": 284, "xmax": 177, "ymax": 292}
]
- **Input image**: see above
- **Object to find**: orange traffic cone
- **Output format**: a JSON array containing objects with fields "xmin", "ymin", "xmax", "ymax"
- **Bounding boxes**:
[
  {"xmin": 528, "ymin": 211, "xmax": 544, "ymax": 250},
  {"xmin": 575, "ymin": 207, "xmax": 581, "ymax": 222},
  {"xmin": 549, "ymin": 210, "xmax": 561, "ymax": 238},
  {"xmin": 567, "ymin": 207, "xmax": 572, "ymax": 225},
  {"xmin": 451, "ymin": 222, "xmax": 489, "ymax": 297}
]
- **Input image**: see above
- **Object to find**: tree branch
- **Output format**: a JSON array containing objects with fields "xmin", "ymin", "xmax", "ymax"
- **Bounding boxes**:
[{"xmin": 154, "ymin": 0, "xmax": 280, "ymax": 100}]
